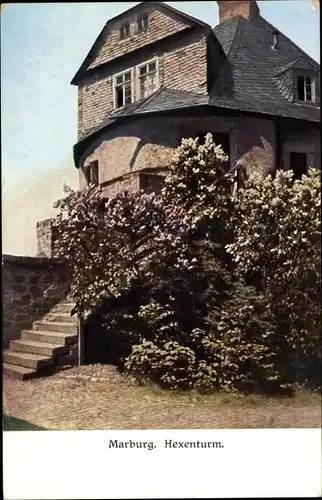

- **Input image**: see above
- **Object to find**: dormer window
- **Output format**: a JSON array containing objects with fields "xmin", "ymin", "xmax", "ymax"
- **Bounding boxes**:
[
  {"xmin": 119, "ymin": 20, "xmax": 130, "ymax": 40},
  {"xmin": 296, "ymin": 75, "xmax": 314, "ymax": 102},
  {"xmin": 137, "ymin": 12, "xmax": 148, "ymax": 32}
]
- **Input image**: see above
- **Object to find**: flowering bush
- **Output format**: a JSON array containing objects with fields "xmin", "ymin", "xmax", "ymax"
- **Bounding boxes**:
[
  {"xmin": 163, "ymin": 133, "xmax": 232, "ymax": 226},
  {"xmin": 226, "ymin": 169, "xmax": 321, "ymax": 386},
  {"xmin": 53, "ymin": 186, "xmax": 193, "ymax": 314}
]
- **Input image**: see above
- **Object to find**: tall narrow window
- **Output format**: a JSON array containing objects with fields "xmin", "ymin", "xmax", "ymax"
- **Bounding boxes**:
[
  {"xmin": 138, "ymin": 60, "xmax": 157, "ymax": 99},
  {"xmin": 114, "ymin": 70, "xmax": 132, "ymax": 108},
  {"xmin": 289, "ymin": 152, "xmax": 307, "ymax": 179},
  {"xmin": 137, "ymin": 12, "xmax": 148, "ymax": 32},
  {"xmin": 297, "ymin": 75, "xmax": 314, "ymax": 102},
  {"xmin": 85, "ymin": 161, "xmax": 99, "ymax": 186},
  {"xmin": 119, "ymin": 20, "xmax": 130, "ymax": 40}
]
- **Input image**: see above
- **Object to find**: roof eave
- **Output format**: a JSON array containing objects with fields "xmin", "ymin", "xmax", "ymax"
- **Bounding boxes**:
[{"xmin": 73, "ymin": 103, "xmax": 320, "ymax": 168}]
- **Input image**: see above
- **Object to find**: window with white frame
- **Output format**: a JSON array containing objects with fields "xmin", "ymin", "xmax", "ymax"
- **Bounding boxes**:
[
  {"xmin": 137, "ymin": 11, "xmax": 148, "ymax": 32},
  {"xmin": 119, "ymin": 20, "xmax": 130, "ymax": 40},
  {"xmin": 114, "ymin": 70, "xmax": 132, "ymax": 108},
  {"xmin": 296, "ymin": 75, "xmax": 314, "ymax": 102},
  {"xmin": 137, "ymin": 60, "xmax": 157, "ymax": 99}
]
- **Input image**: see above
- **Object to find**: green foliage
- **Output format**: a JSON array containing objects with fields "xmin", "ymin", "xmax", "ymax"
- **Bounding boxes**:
[
  {"xmin": 206, "ymin": 286, "xmax": 282, "ymax": 393},
  {"xmin": 125, "ymin": 339, "xmax": 197, "ymax": 390}
]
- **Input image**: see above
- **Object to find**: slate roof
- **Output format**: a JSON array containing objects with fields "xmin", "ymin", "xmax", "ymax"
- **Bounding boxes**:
[
  {"xmin": 111, "ymin": 86, "xmax": 209, "ymax": 116},
  {"xmin": 212, "ymin": 15, "xmax": 320, "ymax": 121}
]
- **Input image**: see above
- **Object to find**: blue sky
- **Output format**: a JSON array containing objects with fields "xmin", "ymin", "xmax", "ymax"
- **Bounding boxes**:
[{"xmin": 1, "ymin": 1, "xmax": 320, "ymax": 255}]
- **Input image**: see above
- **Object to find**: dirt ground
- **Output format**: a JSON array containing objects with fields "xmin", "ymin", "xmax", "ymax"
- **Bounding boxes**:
[{"xmin": 3, "ymin": 364, "xmax": 321, "ymax": 430}]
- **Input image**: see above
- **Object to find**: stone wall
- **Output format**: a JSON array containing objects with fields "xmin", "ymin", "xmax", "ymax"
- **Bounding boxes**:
[{"xmin": 2, "ymin": 255, "xmax": 71, "ymax": 349}]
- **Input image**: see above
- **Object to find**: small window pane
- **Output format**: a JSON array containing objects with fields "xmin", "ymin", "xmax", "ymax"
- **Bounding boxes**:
[
  {"xmin": 138, "ymin": 12, "xmax": 148, "ymax": 31},
  {"xmin": 149, "ymin": 61, "xmax": 156, "ymax": 73},
  {"xmin": 116, "ymin": 75, "xmax": 123, "ymax": 85},
  {"xmin": 124, "ymin": 84, "xmax": 131, "ymax": 96},
  {"xmin": 120, "ymin": 21, "xmax": 130, "ymax": 39},
  {"xmin": 140, "ymin": 78, "xmax": 147, "ymax": 96},
  {"xmin": 140, "ymin": 65, "xmax": 147, "ymax": 76},
  {"xmin": 305, "ymin": 78, "xmax": 312, "ymax": 101},
  {"xmin": 297, "ymin": 76, "xmax": 305, "ymax": 101},
  {"xmin": 124, "ymin": 71, "xmax": 131, "ymax": 82},
  {"xmin": 150, "ymin": 74, "xmax": 156, "ymax": 90},
  {"xmin": 116, "ymin": 86, "xmax": 124, "ymax": 107},
  {"xmin": 90, "ymin": 162, "xmax": 99, "ymax": 186},
  {"xmin": 124, "ymin": 84, "xmax": 132, "ymax": 104},
  {"xmin": 143, "ymin": 12, "xmax": 148, "ymax": 27}
]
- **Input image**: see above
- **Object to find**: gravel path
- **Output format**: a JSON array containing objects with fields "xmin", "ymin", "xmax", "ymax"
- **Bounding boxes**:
[{"xmin": 3, "ymin": 365, "xmax": 321, "ymax": 430}]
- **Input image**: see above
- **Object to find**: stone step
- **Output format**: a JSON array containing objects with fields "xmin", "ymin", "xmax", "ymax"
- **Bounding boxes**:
[
  {"xmin": 3, "ymin": 351, "xmax": 54, "ymax": 370},
  {"xmin": 3, "ymin": 363, "xmax": 38, "ymax": 381},
  {"xmin": 34, "ymin": 321, "xmax": 77, "ymax": 334},
  {"xmin": 44, "ymin": 312, "xmax": 75, "ymax": 323},
  {"xmin": 54, "ymin": 303, "xmax": 76, "ymax": 314},
  {"xmin": 10, "ymin": 339, "xmax": 69, "ymax": 357},
  {"xmin": 21, "ymin": 329, "xmax": 77, "ymax": 346}
]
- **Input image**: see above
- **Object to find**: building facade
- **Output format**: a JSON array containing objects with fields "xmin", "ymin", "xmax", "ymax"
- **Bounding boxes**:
[{"xmin": 71, "ymin": 1, "xmax": 320, "ymax": 198}]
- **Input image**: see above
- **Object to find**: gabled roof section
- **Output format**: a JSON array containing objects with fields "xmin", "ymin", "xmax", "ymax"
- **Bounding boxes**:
[
  {"xmin": 275, "ymin": 56, "xmax": 318, "ymax": 77},
  {"xmin": 71, "ymin": 2, "xmax": 210, "ymax": 85}
]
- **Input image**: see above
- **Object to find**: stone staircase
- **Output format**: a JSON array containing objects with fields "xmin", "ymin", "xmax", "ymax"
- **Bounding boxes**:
[{"xmin": 3, "ymin": 302, "xmax": 78, "ymax": 380}]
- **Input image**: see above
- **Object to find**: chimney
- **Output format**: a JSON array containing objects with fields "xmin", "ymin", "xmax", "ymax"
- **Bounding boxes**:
[{"xmin": 217, "ymin": 1, "xmax": 260, "ymax": 24}]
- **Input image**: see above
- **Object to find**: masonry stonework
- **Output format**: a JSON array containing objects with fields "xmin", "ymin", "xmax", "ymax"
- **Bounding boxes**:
[
  {"xmin": 217, "ymin": 1, "xmax": 259, "ymax": 23},
  {"xmin": 88, "ymin": 7, "xmax": 190, "ymax": 70},
  {"xmin": 79, "ymin": 114, "xmax": 277, "ymax": 194},
  {"xmin": 233, "ymin": 117, "xmax": 276, "ymax": 177},
  {"xmin": 78, "ymin": 29, "xmax": 208, "ymax": 139},
  {"xmin": 2, "ymin": 255, "xmax": 71, "ymax": 349}
]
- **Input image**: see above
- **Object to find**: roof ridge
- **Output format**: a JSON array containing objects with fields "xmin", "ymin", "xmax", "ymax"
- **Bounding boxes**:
[
  {"xmin": 227, "ymin": 16, "xmax": 246, "ymax": 64},
  {"xmin": 227, "ymin": 16, "xmax": 242, "ymax": 60}
]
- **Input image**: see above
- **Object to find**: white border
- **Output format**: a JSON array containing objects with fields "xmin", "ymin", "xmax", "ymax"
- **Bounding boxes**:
[{"xmin": 3, "ymin": 429, "xmax": 322, "ymax": 499}]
